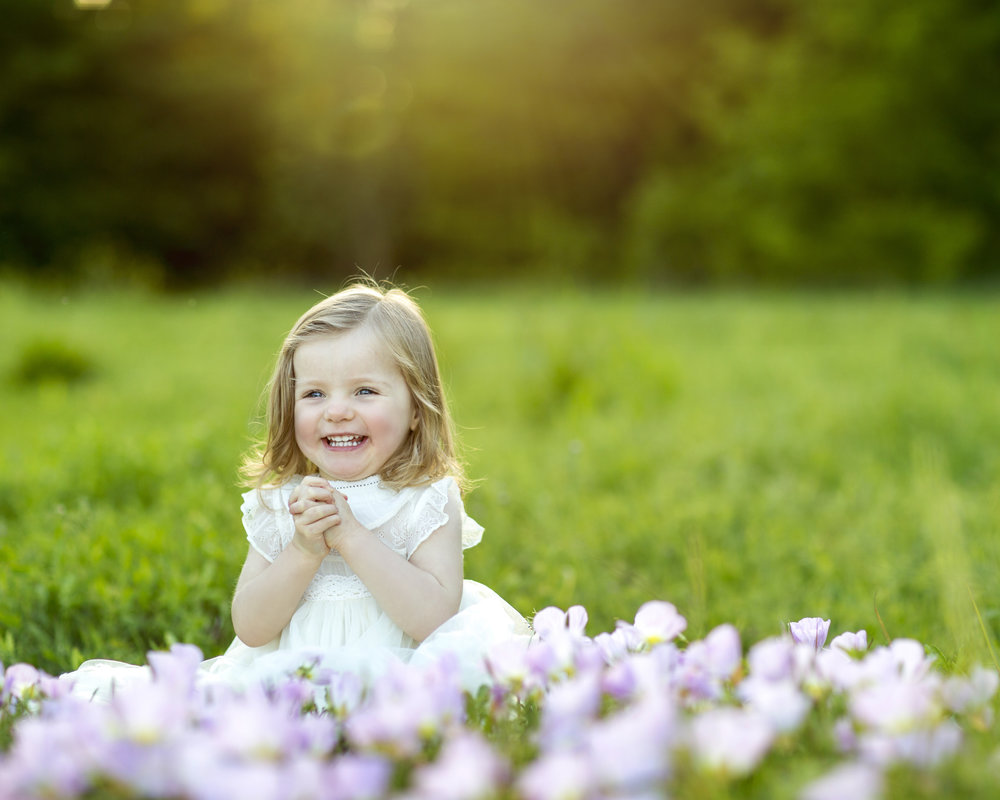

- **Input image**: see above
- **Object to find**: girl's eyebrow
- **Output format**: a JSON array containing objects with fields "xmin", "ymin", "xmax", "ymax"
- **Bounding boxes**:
[
  {"xmin": 292, "ymin": 373, "xmax": 392, "ymax": 386},
  {"xmin": 352, "ymin": 376, "xmax": 393, "ymax": 388}
]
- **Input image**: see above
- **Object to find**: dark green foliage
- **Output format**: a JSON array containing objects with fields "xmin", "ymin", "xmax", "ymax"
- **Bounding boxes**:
[
  {"xmin": 0, "ymin": 0, "xmax": 270, "ymax": 286},
  {"xmin": 627, "ymin": 0, "xmax": 1000, "ymax": 285},
  {"xmin": 0, "ymin": 0, "xmax": 997, "ymax": 286},
  {"xmin": 9, "ymin": 338, "xmax": 97, "ymax": 385}
]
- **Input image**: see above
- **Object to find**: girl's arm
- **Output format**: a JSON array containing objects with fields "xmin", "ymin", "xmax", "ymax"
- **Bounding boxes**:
[
  {"xmin": 230, "ymin": 545, "xmax": 325, "ymax": 647},
  {"xmin": 231, "ymin": 481, "xmax": 334, "ymax": 647}
]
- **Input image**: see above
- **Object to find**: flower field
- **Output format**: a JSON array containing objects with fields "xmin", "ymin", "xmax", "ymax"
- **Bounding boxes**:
[{"xmin": 2, "ymin": 602, "xmax": 998, "ymax": 799}]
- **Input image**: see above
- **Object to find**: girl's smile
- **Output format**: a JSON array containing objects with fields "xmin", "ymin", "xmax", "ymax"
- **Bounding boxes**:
[{"xmin": 293, "ymin": 327, "xmax": 417, "ymax": 483}]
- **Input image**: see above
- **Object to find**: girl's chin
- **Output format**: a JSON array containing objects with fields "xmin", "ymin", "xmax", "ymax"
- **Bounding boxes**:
[
  {"xmin": 316, "ymin": 465, "xmax": 377, "ymax": 483},
  {"xmin": 311, "ymin": 445, "xmax": 373, "ymax": 482}
]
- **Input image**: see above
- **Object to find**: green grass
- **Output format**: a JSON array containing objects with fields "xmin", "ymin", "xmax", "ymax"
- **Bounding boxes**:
[{"xmin": 1, "ymin": 283, "xmax": 999, "ymax": 680}]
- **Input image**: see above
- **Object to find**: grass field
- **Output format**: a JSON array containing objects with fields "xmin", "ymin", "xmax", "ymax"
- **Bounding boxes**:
[{"xmin": 1, "ymin": 281, "xmax": 998, "ymax": 682}]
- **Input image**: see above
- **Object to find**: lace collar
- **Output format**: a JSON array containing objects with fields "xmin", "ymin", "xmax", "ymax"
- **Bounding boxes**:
[{"xmin": 308, "ymin": 474, "xmax": 417, "ymax": 530}]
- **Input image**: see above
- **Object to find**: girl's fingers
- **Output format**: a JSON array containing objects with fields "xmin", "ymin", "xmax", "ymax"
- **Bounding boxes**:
[
  {"xmin": 297, "ymin": 503, "xmax": 339, "ymax": 526},
  {"xmin": 290, "ymin": 486, "xmax": 335, "ymax": 514},
  {"xmin": 292, "ymin": 498, "xmax": 333, "ymax": 517},
  {"xmin": 303, "ymin": 476, "xmax": 332, "ymax": 494},
  {"xmin": 294, "ymin": 477, "xmax": 330, "ymax": 497},
  {"xmin": 301, "ymin": 484, "xmax": 331, "ymax": 501}
]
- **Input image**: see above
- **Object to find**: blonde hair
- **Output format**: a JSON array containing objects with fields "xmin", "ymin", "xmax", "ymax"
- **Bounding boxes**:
[{"xmin": 242, "ymin": 282, "xmax": 463, "ymax": 492}]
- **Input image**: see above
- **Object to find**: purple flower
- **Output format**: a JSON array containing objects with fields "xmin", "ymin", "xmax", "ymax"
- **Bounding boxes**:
[
  {"xmin": 849, "ymin": 679, "xmax": 939, "ymax": 733},
  {"xmin": 0, "ymin": 661, "xmax": 68, "ymax": 708},
  {"xmin": 702, "ymin": 623, "xmax": 742, "ymax": 680},
  {"xmin": 518, "ymin": 750, "xmax": 594, "ymax": 800},
  {"xmin": 523, "ymin": 640, "xmax": 562, "ymax": 686},
  {"xmin": 3, "ymin": 663, "xmax": 46, "ymax": 709},
  {"xmin": 528, "ymin": 607, "xmax": 600, "ymax": 683},
  {"xmin": 594, "ymin": 629, "xmax": 630, "ymax": 664},
  {"xmin": 532, "ymin": 606, "xmax": 589, "ymax": 641},
  {"xmin": 598, "ymin": 648, "xmax": 673, "ymax": 704},
  {"xmin": 147, "ymin": 643, "xmax": 203, "ymax": 694},
  {"xmin": 484, "ymin": 638, "xmax": 531, "ymax": 693},
  {"xmin": 738, "ymin": 677, "xmax": 811, "ymax": 733},
  {"xmin": 676, "ymin": 652, "xmax": 722, "ymax": 703},
  {"xmin": 109, "ymin": 680, "xmax": 194, "ymax": 745},
  {"xmin": 268, "ymin": 673, "xmax": 317, "ymax": 713},
  {"xmin": 0, "ymin": 712, "xmax": 98, "ymax": 797},
  {"xmin": 891, "ymin": 719, "xmax": 964, "ymax": 767},
  {"xmin": 409, "ymin": 732, "xmax": 508, "ymax": 800},
  {"xmin": 789, "ymin": 618, "xmax": 830, "ymax": 650},
  {"xmin": 747, "ymin": 637, "xmax": 796, "ymax": 682},
  {"xmin": 346, "ymin": 660, "xmax": 465, "ymax": 757},
  {"xmin": 206, "ymin": 703, "xmax": 292, "ymax": 760},
  {"xmin": 174, "ymin": 735, "xmax": 228, "ymax": 799},
  {"xmin": 833, "ymin": 716, "xmax": 857, "ymax": 753},
  {"xmin": 601, "ymin": 658, "xmax": 639, "ymax": 701},
  {"xmin": 941, "ymin": 666, "xmax": 999, "ymax": 714},
  {"xmin": 886, "ymin": 639, "xmax": 934, "ymax": 681},
  {"xmin": 617, "ymin": 601, "xmax": 687, "ymax": 650},
  {"xmin": 830, "ymin": 630, "xmax": 868, "ymax": 655},
  {"xmin": 522, "ymin": 634, "xmax": 603, "ymax": 688},
  {"xmin": 815, "ymin": 647, "xmax": 864, "ymax": 691},
  {"xmin": 182, "ymin": 757, "xmax": 283, "ymax": 800},
  {"xmin": 585, "ymin": 688, "xmax": 677, "ymax": 793},
  {"xmin": 687, "ymin": 707, "xmax": 775, "ymax": 776},
  {"xmin": 856, "ymin": 720, "xmax": 963, "ymax": 768},
  {"xmin": 577, "ymin": 642, "xmax": 610, "ymax": 678},
  {"xmin": 538, "ymin": 671, "xmax": 603, "ymax": 750},
  {"xmin": 324, "ymin": 670, "xmax": 365, "ymax": 717},
  {"xmin": 854, "ymin": 639, "xmax": 934, "ymax": 686},
  {"xmin": 325, "ymin": 754, "xmax": 392, "ymax": 800},
  {"xmin": 678, "ymin": 623, "xmax": 743, "ymax": 703},
  {"xmin": 280, "ymin": 758, "xmax": 329, "ymax": 800},
  {"xmin": 800, "ymin": 762, "xmax": 883, "ymax": 800}
]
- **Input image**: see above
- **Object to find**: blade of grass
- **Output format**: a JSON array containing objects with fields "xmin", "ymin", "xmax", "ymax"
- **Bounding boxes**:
[
  {"xmin": 874, "ymin": 592, "xmax": 892, "ymax": 644},
  {"xmin": 968, "ymin": 585, "xmax": 1000, "ymax": 673}
]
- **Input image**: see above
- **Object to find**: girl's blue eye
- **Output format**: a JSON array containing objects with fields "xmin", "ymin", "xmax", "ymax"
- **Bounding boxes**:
[
  {"xmin": 304, "ymin": 390, "xmax": 323, "ymax": 399},
  {"xmin": 357, "ymin": 387, "xmax": 376, "ymax": 396}
]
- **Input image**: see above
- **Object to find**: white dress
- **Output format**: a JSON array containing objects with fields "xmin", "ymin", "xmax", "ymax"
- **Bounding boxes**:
[{"xmin": 64, "ymin": 475, "xmax": 530, "ymax": 701}]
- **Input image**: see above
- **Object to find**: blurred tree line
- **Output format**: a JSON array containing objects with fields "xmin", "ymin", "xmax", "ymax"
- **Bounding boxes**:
[{"xmin": 1, "ymin": 0, "xmax": 997, "ymax": 288}]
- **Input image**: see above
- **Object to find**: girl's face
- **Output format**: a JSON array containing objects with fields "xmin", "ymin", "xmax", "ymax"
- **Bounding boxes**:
[{"xmin": 292, "ymin": 327, "xmax": 418, "ymax": 483}]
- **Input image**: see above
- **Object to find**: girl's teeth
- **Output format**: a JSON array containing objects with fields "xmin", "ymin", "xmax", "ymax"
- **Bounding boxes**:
[{"xmin": 326, "ymin": 436, "xmax": 362, "ymax": 447}]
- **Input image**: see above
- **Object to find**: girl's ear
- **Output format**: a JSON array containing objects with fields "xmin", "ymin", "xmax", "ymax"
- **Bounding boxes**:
[{"xmin": 410, "ymin": 407, "xmax": 419, "ymax": 431}]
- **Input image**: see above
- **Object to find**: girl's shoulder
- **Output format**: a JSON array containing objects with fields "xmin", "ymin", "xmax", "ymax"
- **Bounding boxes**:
[
  {"xmin": 396, "ymin": 475, "xmax": 463, "ymax": 516},
  {"xmin": 405, "ymin": 475, "xmax": 483, "ymax": 551}
]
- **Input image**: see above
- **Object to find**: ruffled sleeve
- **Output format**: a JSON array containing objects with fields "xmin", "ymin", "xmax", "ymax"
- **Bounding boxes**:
[
  {"xmin": 241, "ymin": 485, "xmax": 296, "ymax": 562},
  {"xmin": 404, "ymin": 476, "xmax": 484, "ymax": 559}
]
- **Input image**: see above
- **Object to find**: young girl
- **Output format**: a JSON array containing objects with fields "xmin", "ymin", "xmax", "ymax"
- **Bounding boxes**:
[{"xmin": 66, "ymin": 283, "xmax": 529, "ymax": 699}]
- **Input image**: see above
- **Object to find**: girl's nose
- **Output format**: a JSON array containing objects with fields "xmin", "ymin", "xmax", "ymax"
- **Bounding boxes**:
[{"xmin": 323, "ymin": 398, "xmax": 354, "ymax": 421}]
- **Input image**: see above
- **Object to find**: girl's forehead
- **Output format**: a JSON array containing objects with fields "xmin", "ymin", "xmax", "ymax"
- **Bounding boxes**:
[{"xmin": 293, "ymin": 327, "xmax": 400, "ymax": 373}]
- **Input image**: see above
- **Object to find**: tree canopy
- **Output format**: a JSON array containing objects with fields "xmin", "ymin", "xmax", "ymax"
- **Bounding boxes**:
[{"xmin": 1, "ymin": 0, "xmax": 996, "ymax": 287}]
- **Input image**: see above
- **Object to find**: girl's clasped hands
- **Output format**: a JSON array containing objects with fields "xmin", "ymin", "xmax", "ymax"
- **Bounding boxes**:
[{"xmin": 288, "ymin": 476, "xmax": 358, "ymax": 557}]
